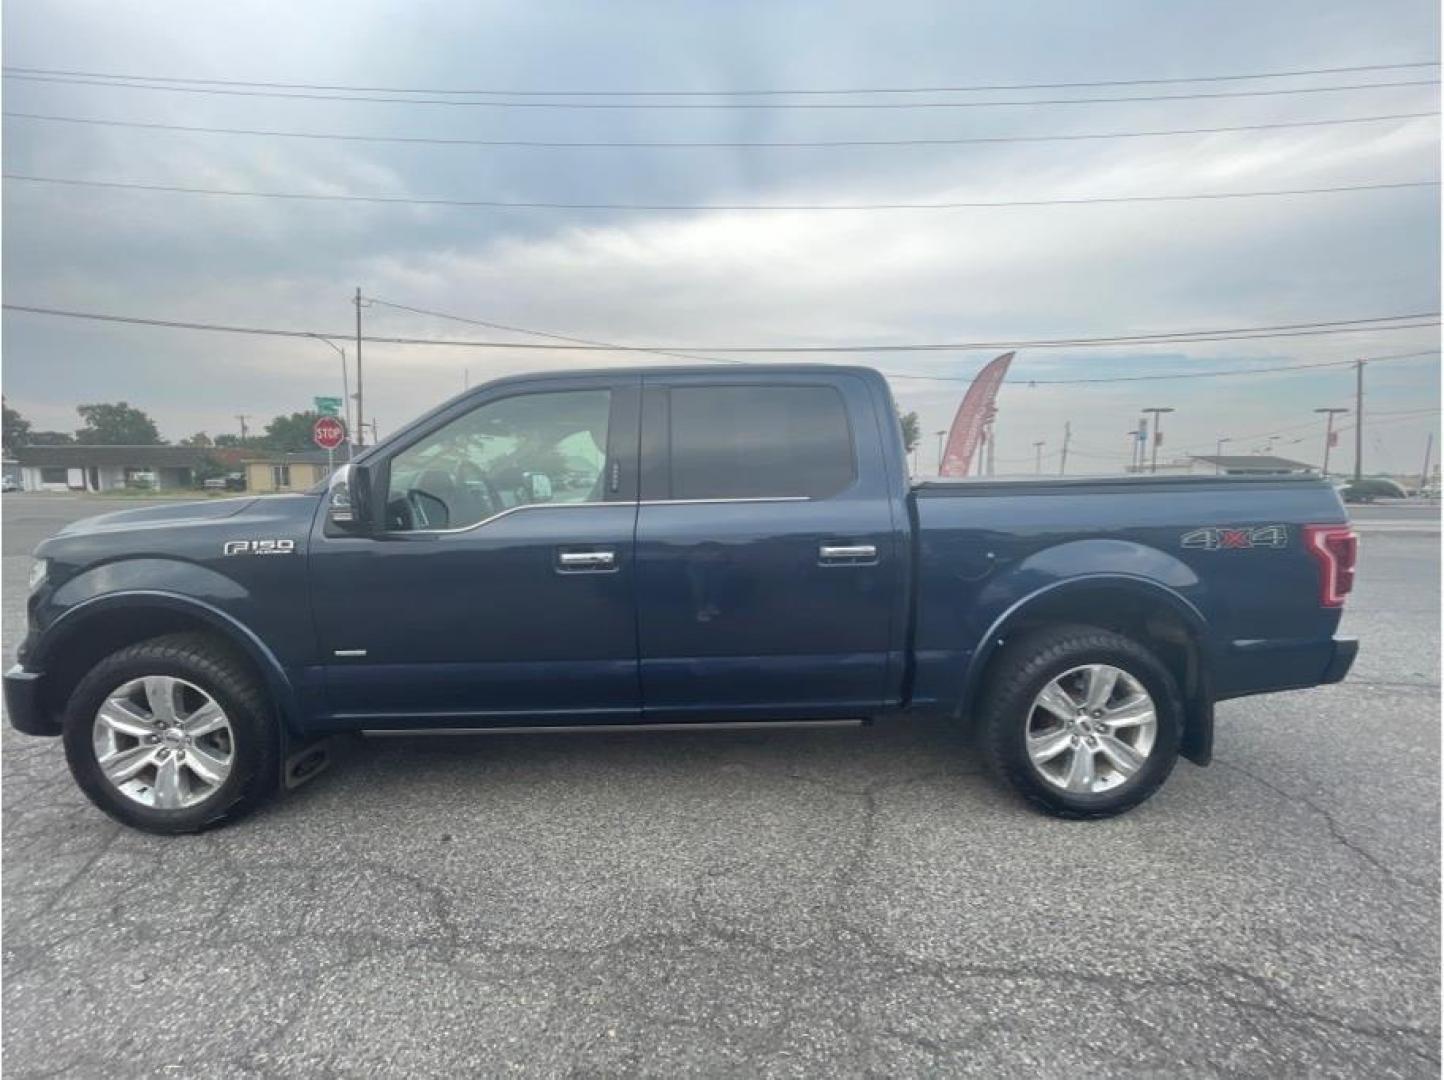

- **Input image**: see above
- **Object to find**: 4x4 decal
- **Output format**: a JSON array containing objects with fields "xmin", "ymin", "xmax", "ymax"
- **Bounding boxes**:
[{"xmin": 1181, "ymin": 525, "xmax": 1288, "ymax": 551}]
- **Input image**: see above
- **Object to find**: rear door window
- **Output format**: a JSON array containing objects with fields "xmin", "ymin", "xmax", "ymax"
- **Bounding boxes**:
[{"xmin": 668, "ymin": 385, "xmax": 855, "ymax": 500}]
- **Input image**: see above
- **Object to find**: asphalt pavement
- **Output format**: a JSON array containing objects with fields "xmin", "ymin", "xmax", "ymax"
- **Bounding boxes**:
[{"xmin": 2, "ymin": 494, "xmax": 1439, "ymax": 1078}]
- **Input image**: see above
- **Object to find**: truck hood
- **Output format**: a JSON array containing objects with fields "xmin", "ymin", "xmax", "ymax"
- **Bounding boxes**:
[
  {"xmin": 38, "ymin": 493, "xmax": 321, "ymax": 561},
  {"xmin": 55, "ymin": 496, "xmax": 262, "ymax": 536}
]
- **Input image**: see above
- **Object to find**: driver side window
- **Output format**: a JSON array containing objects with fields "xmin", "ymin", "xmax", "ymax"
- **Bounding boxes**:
[{"xmin": 385, "ymin": 389, "xmax": 612, "ymax": 531}]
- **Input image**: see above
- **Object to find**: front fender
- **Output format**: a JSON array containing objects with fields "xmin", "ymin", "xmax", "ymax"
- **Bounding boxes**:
[{"xmin": 29, "ymin": 584, "xmax": 302, "ymax": 734}]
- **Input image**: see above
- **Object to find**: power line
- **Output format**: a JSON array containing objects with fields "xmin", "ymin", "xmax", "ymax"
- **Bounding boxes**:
[
  {"xmin": 8, "ymin": 108, "xmax": 1435, "ymax": 150},
  {"xmin": 365, "ymin": 296, "xmax": 747, "ymax": 366},
  {"xmin": 4, "ymin": 301, "xmax": 1437, "ymax": 354},
  {"xmin": 6, "ymin": 172, "xmax": 1437, "ymax": 212},
  {"xmin": 3, "ymin": 72, "xmax": 1437, "ymax": 109},
  {"xmin": 889, "ymin": 350, "xmax": 1440, "ymax": 384},
  {"xmin": 6, "ymin": 60, "xmax": 1436, "ymax": 95},
  {"xmin": 1167, "ymin": 405, "xmax": 1441, "ymax": 454}
]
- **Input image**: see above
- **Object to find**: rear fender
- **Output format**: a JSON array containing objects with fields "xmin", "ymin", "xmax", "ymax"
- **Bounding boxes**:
[{"xmin": 957, "ymin": 545, "xmax": 1215, "ymax": 764}]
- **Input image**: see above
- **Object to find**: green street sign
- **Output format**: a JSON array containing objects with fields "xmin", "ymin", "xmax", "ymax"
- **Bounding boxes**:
[{"xmin": 314, "ymin": 396, "xmax": 343, "ymax": 417}]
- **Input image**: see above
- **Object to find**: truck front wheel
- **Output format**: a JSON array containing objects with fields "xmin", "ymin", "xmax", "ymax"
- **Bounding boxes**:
[
  {"xmin": 979, "ymin": 625, "xmax": 1182, "ymax": 818},
  {"xmin": 62, "ymin": 633, "xmax": 279, "ymax": 834}
]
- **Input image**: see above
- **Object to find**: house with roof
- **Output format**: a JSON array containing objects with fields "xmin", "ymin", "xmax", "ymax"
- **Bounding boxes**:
[
  {"xmin": 13, "ymin": 445, "xmax": 217, "ymax": 492},
  {"xmin": 1187, "ymin": 454, "xmax": 1317, "ymax": 476},
  {"xmin": 244, "ymin": 448, "xmax": 350, "ymax": 494}
]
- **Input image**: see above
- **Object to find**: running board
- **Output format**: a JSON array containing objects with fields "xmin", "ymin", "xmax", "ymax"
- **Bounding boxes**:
[{"xmin": 362, "ymin": 719, "xmax": 867, "ymax": 738}]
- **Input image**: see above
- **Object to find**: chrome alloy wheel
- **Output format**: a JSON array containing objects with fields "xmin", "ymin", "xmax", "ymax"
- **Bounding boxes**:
[
  {"xmin": 1024, "ymin": 664, "xmax": 1157, "ymax": 795},
  {"xmin": 91, "ymin": 676, "xmax": 235, "ymax": 809}
]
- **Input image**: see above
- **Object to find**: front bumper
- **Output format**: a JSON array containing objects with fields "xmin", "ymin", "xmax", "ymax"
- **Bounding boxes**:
[
  {"xmin": 1320, "ymin": 636, "xmax": 1359, "ymax": 685},
  {"xmin": 4, "ymin": 666, "xmax": 58, "ymax": 736}
]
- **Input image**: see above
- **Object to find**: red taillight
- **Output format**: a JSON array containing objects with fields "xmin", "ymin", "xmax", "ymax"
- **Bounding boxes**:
[{"xmin": 1304, "ymin": 524, "xmax": 1358, "ymax": 608}]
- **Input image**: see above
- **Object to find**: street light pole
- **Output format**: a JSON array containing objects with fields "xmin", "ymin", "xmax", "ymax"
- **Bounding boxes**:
[
  {"xmin": 1143, "ymin": 407, "xmax": 1175, "ymax": 474},
  {"xmin": 1126, "ymin": 428, "xmax": 1141, "ymax": 472},
  {"xmin": 1214, "ymin": 436, "xmax": 1232, "ymax": 474},
  {"xmin": 1033, "ymin": 440, "xmax": 1045, "ymax": 474},
  {"xmin": 307, "ymin": 335, "xmax": 351, "ymax": 451},
  {"xmin": 935, "ymin": 429, "xmax": 947, "ymax": 473},
  {"xmin": 1314, "ymin": 407, "xmax": 1347, "ymax": 477},
  {"xmin": 354, "ymin": 287, "xmax": 365, "ymax": 449}
]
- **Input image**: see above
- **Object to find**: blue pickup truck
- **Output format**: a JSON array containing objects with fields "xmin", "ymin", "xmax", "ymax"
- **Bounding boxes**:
[{"xmin": 6, "ymin": 365, "xmax": 1359, "ymax": 832}]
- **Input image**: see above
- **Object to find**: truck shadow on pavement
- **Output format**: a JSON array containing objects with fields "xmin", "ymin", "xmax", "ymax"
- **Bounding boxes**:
[{"xmin": 275, "ymin": 712, "xmax": 993, "ymax": 821}]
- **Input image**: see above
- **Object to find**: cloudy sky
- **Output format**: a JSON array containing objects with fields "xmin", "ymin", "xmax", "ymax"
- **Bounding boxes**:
[{"xmin": 3, "ymin": 0, "xmax": 1439, "ymax": 475}]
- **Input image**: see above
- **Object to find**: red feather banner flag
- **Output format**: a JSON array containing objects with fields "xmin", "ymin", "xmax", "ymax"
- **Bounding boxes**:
[{"xmin": 939, "ymin": 351, "xmax": 1014, "ymax": 477}]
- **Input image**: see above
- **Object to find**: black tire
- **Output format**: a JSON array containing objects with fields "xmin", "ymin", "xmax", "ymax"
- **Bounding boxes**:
[
  {"xmin": 62, "ymin": 633, "xmax": 279, "ymax": 834},
  {"xmin": 978, "ymin": 624, "xmax": 1182, "ymax": 819}
]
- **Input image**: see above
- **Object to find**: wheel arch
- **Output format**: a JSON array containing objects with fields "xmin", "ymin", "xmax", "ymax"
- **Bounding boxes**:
[
  {"xmin": 33, "ymin": 591, "xmax": 300, "ymax": 735},
  {"xmin": 960, "ymin": 574, "xmax": 1214, "ymax": 765}
]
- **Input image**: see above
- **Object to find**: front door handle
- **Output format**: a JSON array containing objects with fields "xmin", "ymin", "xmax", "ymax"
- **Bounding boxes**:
[
  {"xmin": 819, "ymin": 543, "xmax": 878, "ymax": 565},
  {"xmin": 557, "ymin": 549, "xmax": 617, "ymax": 572}
]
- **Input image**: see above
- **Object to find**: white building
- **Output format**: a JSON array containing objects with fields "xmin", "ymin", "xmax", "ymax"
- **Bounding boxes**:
[{"xmin": 14, "ymin": 445, "xmax": 213, "ymax": 492}]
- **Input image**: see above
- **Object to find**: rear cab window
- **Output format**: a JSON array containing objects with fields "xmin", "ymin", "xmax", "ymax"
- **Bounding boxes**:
[{"xmin": 667, "ymin": 384, "xmax": 856, "ymax": 500}]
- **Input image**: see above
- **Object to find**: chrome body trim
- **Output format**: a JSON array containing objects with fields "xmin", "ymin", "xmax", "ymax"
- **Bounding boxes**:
[
  {"xmin": 384, "ymin": 496, "xmax": 811, "ymax": 537},
  {"xmin": 362, "ymin": 719, "xmax": 865, "ymax": 737}
]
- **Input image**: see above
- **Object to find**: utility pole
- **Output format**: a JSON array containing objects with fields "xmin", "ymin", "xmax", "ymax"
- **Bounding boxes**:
[
  {"xmin": 1033, "ymin": 440, "xmax": 1045, "ymax": 474},
  {"xmin": 1353, "ymin": 359, "xmax": 1365, "ymax": 483},
  {"xmin": 1314, "ymin": 408, "xmax": 1347, "ymax": 477},
  {"xmin": 1059, "ymin": 421, "xmax": 1071, "ymax": 476},
  {"xmin": 234, "ymin": 414, "xmax": 250, "ymax": 444},
  {"xmin": 1143, "ymin": 407, "xmax": 1175, "ymax": 474},
  {"xmin": 354, "ymin": 287, "xmax": 365, "ymax": 448},
  {"xmin": 934, "ymin": 429, "xmax": 947, "ymax": 473},
  {"xmin": 1421, "ymin": 432, "xmax": 1434, "ymax": 493},
  {"xmin": 1126, "ymin": 428, "xmax": 1142, "ymax": 472}
]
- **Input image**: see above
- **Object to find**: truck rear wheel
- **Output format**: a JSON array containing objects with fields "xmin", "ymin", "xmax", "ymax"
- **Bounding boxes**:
[
  {"xmin": 979, "ymin": 625, "xmax": 1182, "ymax": 819},
  {"xmin": 62, "ymin": 633, "xmax": 279, "ymax": 834}
]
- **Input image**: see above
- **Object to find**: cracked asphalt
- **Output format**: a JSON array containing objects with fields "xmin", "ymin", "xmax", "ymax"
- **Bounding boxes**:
[{"xmin": 3, "ymin": 494, "xmax": 1438, "ymax": 1078}]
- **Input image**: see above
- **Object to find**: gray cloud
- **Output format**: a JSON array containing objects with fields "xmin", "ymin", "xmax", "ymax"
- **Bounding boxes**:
[{"xmin": 3, "ymin": 0, "xmax": 1438, "ymax": 472}]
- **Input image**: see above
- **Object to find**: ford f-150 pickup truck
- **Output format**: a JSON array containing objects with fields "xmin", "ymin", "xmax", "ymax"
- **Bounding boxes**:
[{"xmin": 5, "ymin": 365, "xmax": 1359, "ymax": 832}]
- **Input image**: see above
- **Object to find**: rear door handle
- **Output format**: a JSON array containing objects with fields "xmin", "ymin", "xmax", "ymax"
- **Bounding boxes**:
[
  {"xmin": 557, "ymin": 549, "xmax": 617, "ymax": 572},
  {"xmin": 819, "ymin": 543, "xmax": 878, "ymax": 565}
]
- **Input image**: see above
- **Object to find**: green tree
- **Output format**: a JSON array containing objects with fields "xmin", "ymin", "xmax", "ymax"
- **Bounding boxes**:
[
  {"xmin": 2, "ymin": 399, "xmax": 31, "ymax": 454},
  {"xmin": 28, "ymin": 430, "xmax": 75, "ymax": 445},
  {"xmin": 898, "ymin": 410, "xmax": 921, "ymax": 455},
  {"xmin": 179, "ymin": 431, "xmax": 213, "ymax": 447},
  {"xmin": 261, "ymin": 411, "xmax": 321, "ymax": 452},
  {"xmin": 193, "ymin": 452, "xmax": 227, "ymax": 484},
  {"xmin": 213, "ymin": 434, "xmax": 243, "ymax": 448},
  {"xmin": 75, "ymin": 402, "xmax": 162, "ymax": 445}
]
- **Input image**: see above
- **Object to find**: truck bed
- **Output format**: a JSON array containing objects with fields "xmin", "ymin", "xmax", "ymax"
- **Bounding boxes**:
[
  {"xmin": 913, "ymin": 473, "xmax": 1334, "ymax": 497},
  {"xmin": 905, "ymin": 471, "xmax": 1350, "ymax": 711}
]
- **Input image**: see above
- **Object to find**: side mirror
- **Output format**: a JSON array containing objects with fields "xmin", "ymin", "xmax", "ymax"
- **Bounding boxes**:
[{"xmin": 326, "ymin": 463, "xmax": 374, "ymax": 533}]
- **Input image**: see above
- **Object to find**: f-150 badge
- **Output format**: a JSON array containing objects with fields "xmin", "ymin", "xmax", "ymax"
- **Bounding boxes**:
[
  {"xmin": 1181, "ymin": 525, "xmax": 1287, "ymax": 551},
  {"xmin": 223, "ymin": 539, "xmax": 296, "ymax": 556}
]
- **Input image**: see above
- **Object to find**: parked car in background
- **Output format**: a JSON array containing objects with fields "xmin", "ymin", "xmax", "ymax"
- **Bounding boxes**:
[
  {"xmin": 2, "ymin": 476, "xmax": 18, "ymax": 493},
  {"xmin": 7, "ymin": 365, "xmax": 1359, "ymax": 833},
  {"xmin": 1341, "ymin": 477, "xmax": 1409, "ymax": 502}
]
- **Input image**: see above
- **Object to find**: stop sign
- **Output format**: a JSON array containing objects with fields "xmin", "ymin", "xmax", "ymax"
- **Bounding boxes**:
[{"xmin": 313, "ymin": 415, "xmax": 347, "ymax": 450}]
